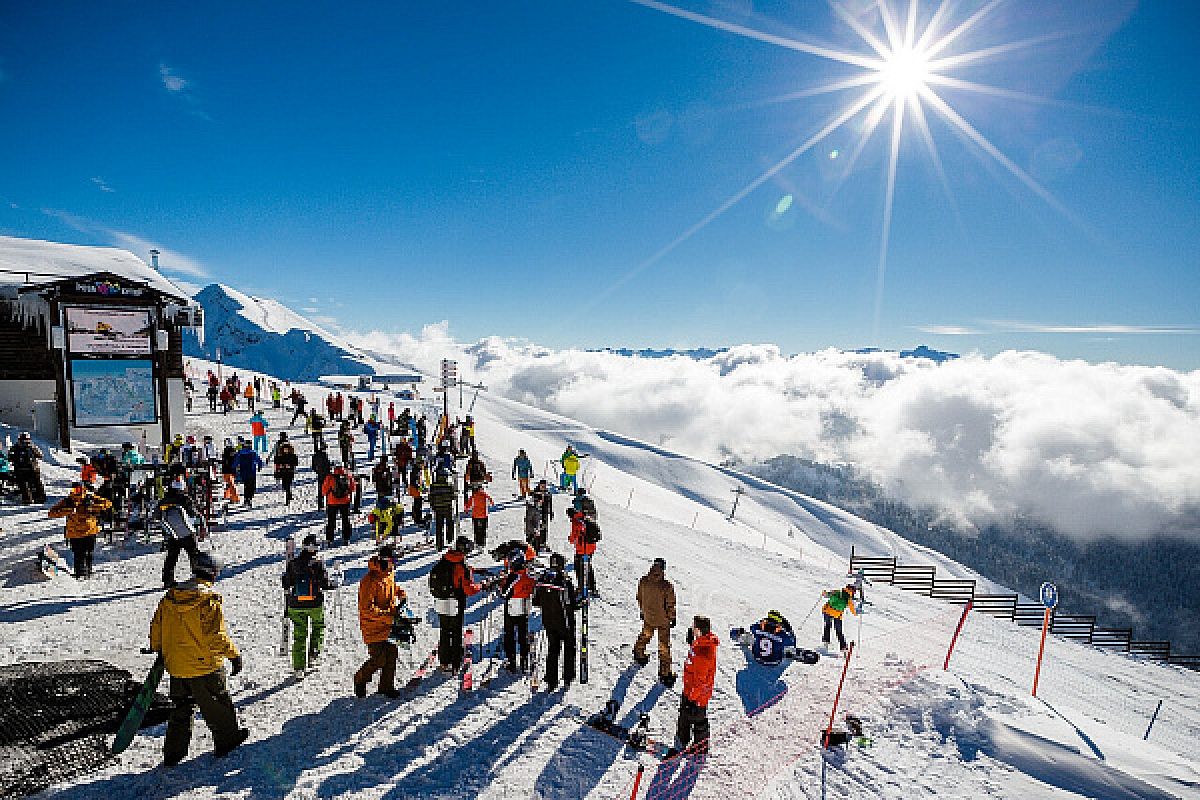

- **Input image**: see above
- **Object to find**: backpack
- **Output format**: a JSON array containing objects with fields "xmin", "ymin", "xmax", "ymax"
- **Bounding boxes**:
[
  {"xmin": 10, "ymin": 445, "xmax": 35, "ymax": 470},
  {"xmin": 583, "ymin": 517, "xmax": 602, "ymax": 544},
  {"xmin": 579, "ymin": 496, "xmax": 597, "ymax": 517},
  {"xmin": 332, "ymin": 472, "xmax": 352, "ymax": 500},
  {"xmin": 290, "ymin": 562, "xmax": 321, "ymax": 602},
  {"xmin": 428, "ymin": 557, "xmax": 457, "ymax": 600}
]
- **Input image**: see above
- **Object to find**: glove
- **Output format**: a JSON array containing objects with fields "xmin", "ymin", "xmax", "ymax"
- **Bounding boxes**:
[
  {"xmin": 669, "ymin": 619, "xmax": 676, "ymax": 628},
  {"xmin": 229, "ymin": 655, "xmax": 243, "ymax": 676}
]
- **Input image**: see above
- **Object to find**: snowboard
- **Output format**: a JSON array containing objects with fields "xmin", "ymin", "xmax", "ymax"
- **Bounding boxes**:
[
  {"xmin": 110, "ymin": 655, "xmax": 166, "ymax": 754},
  {"xmin": 581, "ymin": 702, "xmax": 674, "ymax": 759},
  {"xmin": 38, "ymin": 544, "xmax": 71, "ymax": 578}
]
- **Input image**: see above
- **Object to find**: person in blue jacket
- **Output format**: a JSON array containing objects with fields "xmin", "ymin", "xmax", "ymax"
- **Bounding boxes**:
[
  {"xmin": 363, "ymin": 416, "xmax": 383, "ymax": 463},
  {"xmin": 733, "ymin": 610, "xmax": 796, "ymax": 667},
  {"xmin": 233, "ymin": 441, "xmax": 264, "ymax": 508}
]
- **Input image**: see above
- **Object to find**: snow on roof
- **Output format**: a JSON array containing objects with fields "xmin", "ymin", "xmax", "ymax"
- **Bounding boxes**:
[{"xmin": 0, "ymin": 235, "xmax": 193, "ymax": 302}]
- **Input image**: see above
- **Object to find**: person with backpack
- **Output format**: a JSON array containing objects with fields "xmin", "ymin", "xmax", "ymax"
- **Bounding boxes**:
[
  {"xmin": 572, "ymin": 487, "xmax": 597, "ymax": 518},
  {"xmin": 512, "ymin": 449, "xmax": 534, "ymax": 498},
  {"xmin": 249, "ymin": 411, "xmax": 269, "ymax": 454},
  {"xmin": 272, "ymin": 433, "xmax": 299, "ymax": 505},
  {"xmin": 533, "ymin": 552, "xmax": 578, "ymax": 691},
  {"xmin": 429, "ymin": 536, "xmax": 483, "ymax": 673},
  {"xmin": 567, "ymin": 508, "xmax": 599, "ymax": 595},
  {"xmin": 634, "ymin": 557, "xmax": 677, "ymax": 685},
  {"xmin": 338, "ymin": 421, "xmax": 355, "ymax": 470},
  {"xmin": 207, "ymin": 381, "xmax": 219, "ymax": 412},
  {"xmin": 363, "ymin": 416, "xmax": 383, "ymax": 463},
  {"xmin": 233, "ymin": 442, "xmax": 263, "ymax": 508},
  {"xmin": 530, "ymin": 480, "xmax": 553, "ymax": 549},
  {"xmin": 47, "ymin": 482, "xmax": 111, "ymax": 579},
  {"xmin": 428, "ymin": 471, "xmax": 456, "ymax": 549},
  {"xmin": 159, "ymin": 478, "xmax": 202, "ymax": 588},
  {"xmin": 219, "ymin": 438, "xmax": 240, "ymax": 505},
  {"xmin": 672, "ymin": 615, "xmax": 718, "ymax": 757},
  {"xmin": 499, "ymin": 551, "xmax": 537, "ymax": 672},
  {"xmin": 465, "ymin": 484, "xmax": 494, "ymax": 549},
  {"xmin": 283, "ymin": 534, "xmax": 335, "ymax": 679},
  {"xmin": 312, "ymin": 444, "xmax": 331, "ymax": 510},
  {"xmin": 322, "ymin": 465, "xmax": 355, "ymax": 545},
  {"xmin": 309, "ymin": 409, "xmax": 327, "ymax": 451},
  {"xmin": 353, "ymin": 545, "xmax": 403, "ymax": 697},
  {"xmin": 371, "ymin": 453, "xmax": 394, "ymax": 499},
  {"xmin": 820, "ymin": 584, "xmax": 858, "ymax": 654},
  {"xmin": 149, "ymin": 551, "xmax": 248, "ymax": 765}
]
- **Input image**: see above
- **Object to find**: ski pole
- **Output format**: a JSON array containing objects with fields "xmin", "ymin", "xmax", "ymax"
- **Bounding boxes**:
[{"xmin": 799, "ymin": 594, "xmax": 824, "ymax": 629}]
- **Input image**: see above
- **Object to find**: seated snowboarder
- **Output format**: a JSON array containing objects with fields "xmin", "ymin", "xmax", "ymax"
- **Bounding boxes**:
[{"xmin": 732, "ymin": 610, "xmax": 797, "ymax": 667}]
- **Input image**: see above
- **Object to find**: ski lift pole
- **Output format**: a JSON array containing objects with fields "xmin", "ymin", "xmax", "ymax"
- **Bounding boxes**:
[{"xmin": 728, "ymin": 486, "xmax": 746, "ymax": 521}]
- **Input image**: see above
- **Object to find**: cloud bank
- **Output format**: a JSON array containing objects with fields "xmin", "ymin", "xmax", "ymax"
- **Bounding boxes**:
[{"xmin": 346, "ymin": 328, "xmax": 1200, "ymax": 542}]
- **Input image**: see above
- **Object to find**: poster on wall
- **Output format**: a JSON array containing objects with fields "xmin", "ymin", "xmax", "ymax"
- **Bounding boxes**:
[
  {"xmin": 64, "ymin": 307, "xmax": 154, "ymax": 355},
  {"xmin": 70, "ymin": 358, "xmax": 157, "ymax": 426}
]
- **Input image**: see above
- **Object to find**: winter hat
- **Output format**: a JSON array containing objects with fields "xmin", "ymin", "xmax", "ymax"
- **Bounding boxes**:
[
  {"xmin": 767, "ymin": 609, "xmax": 786, "ymax": 627},
  {"xmin": 301, "ymin": 534, "xmax": 319, "ymax": 552},
  {"xmin": 192, "ymin": 551, "xmax": 224, "ymax": 581},
  {"xmin": 693, "ymin": 616, "xmax": 712, "ymax": 635},
  {"xmin": 278, "ymin": 432, "xmax": 288, "ymax": 441},
  {"xmin": 652, "ymin": 557, "xmax": 667, "ymax": 571}
]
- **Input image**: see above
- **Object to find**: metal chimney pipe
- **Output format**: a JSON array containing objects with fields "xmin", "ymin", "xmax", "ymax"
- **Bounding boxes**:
[{"xmin": 149, "ymin": 249, "xmax": 160, "ymax": 270}]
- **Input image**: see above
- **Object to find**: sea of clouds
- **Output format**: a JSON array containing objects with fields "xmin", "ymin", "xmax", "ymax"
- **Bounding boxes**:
[{"xmin": 348, "ymin": 325, "xmax": 1200, "ymax": 542}]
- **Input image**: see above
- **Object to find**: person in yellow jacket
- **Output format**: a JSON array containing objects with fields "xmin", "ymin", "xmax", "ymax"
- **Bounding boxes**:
[
  {"xmin": 560, "ymin": 445, "xmax": 584, "ymax": 492},
  {"xmin": 47, "ymin": 482, "xmax": 111, "ymax": 579},
  {"xmin": 149, "ymin": 551, "xmax": 248, "ymax": 765},
  {"xmin": 820, "ymin": 585, "xmax": 857, "ymax": 653}
]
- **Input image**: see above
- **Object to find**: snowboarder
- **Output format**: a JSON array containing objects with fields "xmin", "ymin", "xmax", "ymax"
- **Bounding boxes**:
[
  {"xmin": 321, "ymin": 465, "xmax": 355, "ymax": 545},
  {"xmin": 734, "ymin": 610, "xmax": 796, "ymax": 667},
  {"xmin": 567, "ymin": 508, "xmax": 598, "ymax": 595},
  {"xmin": 149, "ymin": 551, "xmax": 248, "ymax": 765},
  {"xmin": 158, "ymin": 478, "xmax": 202, "ymax": 588},
  {"xmin": 633, "ymin": 557, "xmax": 676, "ymax": 684},
  {"xmin": 465, "ymin": 483, "xmax": 494, "ymax": 549},
  {"xmin": 429, "ymin": 536, "xmax": 483, "ymax": 672},
  {"xmin": 820, "ymin": 585, "xmax": 858, "ymax": 653},
  {"xmin": 499, "ymin": 551, "xmax": 536, "ymax": 672},
  {"xmin": 673, "ymin": 616, "xmax": 718, "ymax": 756},
  {"xmin": 559, "ymin": 445, "xmax": 583, "ymax": 492},
  {"xmin": 312, "ymin": 444, "xmax": 331, "ymax": 510},
  {"xmin": 233, "ymin": 441, "xmax": 263, "ymax": 508},
  {"xmin": 533, "ymin": 552, "xmax": 578, "ymax": 690},
  {"xmin": 512, "ymin": 449, "xmax": 534, "ymax": 498},
  {"xmin": 249, "ymin": 411, "xmax": 269, "ymax": 454},
  {"xmin": 353, "ymin": 545, "xmax": 403, "ymax": 697},
  {"xmin": 283, "ymin": 535, "xmax": 335, "ymax": 678},
  {"xmin": 428, "ymin": 471, "xmax": 456, "ymax": 550},
  {"xmin": 47, "ymin": 482, "xmax": 111, "ymax": 579},
  {"xmin": 272, "ymin": 433, "xmax": 299, "ymax": 505}
]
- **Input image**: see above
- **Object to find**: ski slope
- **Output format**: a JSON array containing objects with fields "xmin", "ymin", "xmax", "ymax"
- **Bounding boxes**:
[{"xmin": 2, "ymin": 366, "xmax": 1197, "ymax": 799}]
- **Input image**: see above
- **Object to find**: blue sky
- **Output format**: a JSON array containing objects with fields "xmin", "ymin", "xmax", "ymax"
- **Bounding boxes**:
[{"xmin": 1, "ymin": 1, "xmax": 1197, "ymax": 368}]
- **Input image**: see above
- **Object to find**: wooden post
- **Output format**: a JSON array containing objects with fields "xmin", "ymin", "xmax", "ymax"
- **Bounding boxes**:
[
  {"xmin": 690, "ymin": 511, "xmax": 698, "ymax": 529},
  {"xmin": 1032, "ymin": 607, "xmax": 1052, "ymax": 697},
  {"xmin": 626, "ymin": 488, "xmax": 633, "ymax": 509},
  {"xmin": 823, "ymin": 641, "xmax": 854, "ymax": 747},
  {"xmin": 943, "ymin": 601, "xmax": 973, "ymax": 670}
]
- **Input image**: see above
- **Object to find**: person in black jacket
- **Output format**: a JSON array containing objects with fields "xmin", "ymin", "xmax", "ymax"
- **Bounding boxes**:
[
  {"xmin": 311, "ymin": 444, "xmax": 331, "ymax": 510},
  {"xmin": 10, "ymin": 432, "xmax": 46, "ymax": 505},
  {"xmin": 533, "ymin": 552, "xmax": 578, "ymax": 691},
  {"xmin": 160, "ymin": 479, "xmax": 202, "ymax": 588},
  {"xmin": 427, "ymin": 472, "xmax": 456, "ymax": 550},
  {"xmin": 282, "ymin": 534, "xmax": 335, "ymax": 676},
  {"xmin": 272, "ymin": 433, "xmax": 299, "ymax": 505},
  {"xmin": 529, "ymin": 480, "xmax": 554, "ymax": 551}
]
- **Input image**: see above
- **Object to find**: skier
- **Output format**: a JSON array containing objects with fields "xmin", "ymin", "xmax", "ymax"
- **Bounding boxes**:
[
  {"xmin": 312, "ymin": 443, "xmax": 331, "ymax": 510},
  {"xmin": 415, "ymin": 414, "xmax": 427, "ymax": 451},
  {"xmin": 371, "ymin": 453, "xmax": 394, "ymax": 499},
  {"xmin": 633, "ymin": 557, "xmax": 677, "ymax": 685},
  {"xmin": 283, "ymin": 534, "xmax": 335, "ymax": 678},
  {"xmin": 289, "ymin": 391, "xmax": 308, "ymax": 426},
  {"xmin": 524, "ymin": 498, "xmax": 542, "ymax": 551},
  {"xmin": 165, "ymin": 434, "xmax": 185, "ymax": 464},
  {"xmin": 848, "ymin": 567, "xmax": 872, "ymax": 605},
  {"xmin": 47, "ymin": 482, "xmax": 111, "ymax": 579},
  {"xmin": 309, "ymin": 408, "xmax": 327, "ymax": 451},
  {"xmin": 10, "ymin": 432, "xmax": 46, "ymax": 505},
  {"xmin": 219, "ymin": 385, "xmax": 234, "ymax": 415},
  {"xmin": 394, "ymin": 435, "xmax": 413, "ymax": 473},
  {"xmin": 233, "ymin": 441, "xmax": 263, "ymax": 508},
  {"xmin": 559, "ymin": 445, "xmax": 582, "ymax": 492},
  {"xmin": 207, "ymin": 381, "xmax": 219, "ymax": 412},
  {"xmin": 272, "ymin": 433, "xmax": 299, "ymax": 505},
  {"xmin": 429, "ymin": 536, "xmax": 483, "ymax": 673},
  {"xmin": 249, "ymin": 410, "xmax": 269, "ymax": 454},
  {"xmin": 465, "ymin": 483, "xmax": 494, "ymax": 549},
  {"xmin": 220, "ymin": 438, "xmax": 240, "ymax": 505},
  {"xmin": 387, "ymin": 402, "xmax": 396, "ymax": 434},
  {"xmin": 499, "ymin": 551, "xmax": 536, "ymax": 672},
  {"xmin": 243, "ymin": 382, "xmax": 256, "ymax": 412},
  {"xmin": 672, "ymin": 615, "xmax": 718, "ymax": 756},
  {"xmin": 567, "ymin": 508, "xmax": 598, "ymax": 595},
  {"xmin": 369, "ymin": 495, "xmax": 402, "ymax": 544},
  {"xmin": 533, "ymin": 552, "xmax": 578, "ymax": 691},
  {"xmin": 820, "ymin": 585, "xmax": 857, "ymax": 654},
  {"xmin": 352, "ymin": 545, "xmax": 403, "ymax": 697},
  {"xmin": 322, "ymin": 465, "xmax": 355, "ymax": 546},
  {"xmin": 464, "ymin": 451, "xmax": 489, "ymax": 503},
  {"xmin": 338, "ymin": 422, "xmax": 355, "ymax": 469},
  {"xmin": 149, "ymin": 551, "xmax": 248, "ymax": 765},
  {"xmin": 158, "ymin": 478, "xmax": 202, "ymax": 588},
  {"xmin": 734, "ymin": 610, "xmax": 796, "ymax": 667},
  {"xmin": 529, "ymin": 479, "xmax": 553, "ymax": 550},
  {"xmin": 512, "ymin": 448, "xmax": 534, "ymax": 497},
  {"xmin": 363, "ymin": 416, "xmax": 382, "ymax": 463},
  {"xmin": 428, "ymin": 471, "xmax": 456, "ymax": 549}
]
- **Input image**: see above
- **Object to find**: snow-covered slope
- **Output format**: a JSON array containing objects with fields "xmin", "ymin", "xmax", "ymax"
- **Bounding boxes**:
[{"xmin": 3, "ymin": 361, "xmax": 1197, "ymax": 799}]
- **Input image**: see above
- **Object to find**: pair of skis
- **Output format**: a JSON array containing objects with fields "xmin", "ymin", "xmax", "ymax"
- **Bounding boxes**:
[
  {"xmin": 579, "ymin": 554, "xmax": 591, "ymax": 684},
  {"xmin": 279, "ymin": 534, "xmax": 296, "ymax": 658},
  {"xmin": 581, "ymin": 700, "xmax": 674, "ymax": 759}
]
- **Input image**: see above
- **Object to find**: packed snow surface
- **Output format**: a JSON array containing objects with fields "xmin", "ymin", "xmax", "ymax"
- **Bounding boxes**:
[{"xmin": 3, "ymin": 363, "xmax": 1197, "ymax": 799}]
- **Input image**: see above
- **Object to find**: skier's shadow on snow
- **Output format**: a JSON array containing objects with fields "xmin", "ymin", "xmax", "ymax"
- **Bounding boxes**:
[
  {"xmin": 645, "ymin": 753, "xmax": 704, "ymax": 800},
  {"xmin": 734, "ymin": 648, "xmax": 788, "ymax": 714}
]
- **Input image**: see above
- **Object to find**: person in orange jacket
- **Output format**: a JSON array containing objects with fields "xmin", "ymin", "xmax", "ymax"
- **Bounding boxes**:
[
  {"xmin": 499, "ymin": 551, "xmax": 537, "ymax": 672},
  {"xmin": 321, "ymin": 466, "xmax": 355, "ymax": 545},
  {"xmin": 429, "ymin": 537, "xmax": 483, "ymax": 672},
  {"xmin": 567, "ymin": 508, "xmax": 598, "ymax": 595},
  {"xmin": 47, "ymin": 482, "xmax": 112, "ymax": 579},
  {"xmin": 78, "ymin": 457, "xmax": 99, "ymax": 489},
  {"xmin": 674, "ymin": 615, "xmax": 719, "ymax": 756},
  {"xmin": 243, "ymin": 382, "xmax": 256, "ymax": 412},
  {"xmin": 465, "ymin": 484, "xmax": 494, "ymax": 549},
  {"xmin": 353, "ymin": 546, "xmax": 402, "ymax": 698}
]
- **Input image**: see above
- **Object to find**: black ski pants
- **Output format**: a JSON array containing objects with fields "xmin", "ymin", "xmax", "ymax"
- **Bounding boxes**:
[
  {"xmin": 325, "ymin": 504, "xmax": 352, "ymax": 545},
  {"xmin": 543, "ymin": 625, "xmax": 576, "ymax": 686},
  {"xmin": 434, "ymin": 511, "xmax": 453, "ymax": 550},
  {"xmin": 242, "ymin": 474, "xmax": 257, "ymax": 505},
  {"xmin": 574, "ymin": 554, "xmax": 596, "ymax": 594},
  {"xmin": 822, "ymin": 613, "xmax": 848, "ymax": 650},
  {"xmin": 162, "ymin": 535, "xmax": 200, "ymax": 587},
  {"xmin": 15, "ymin": 469, "xmax": 45, "ymax": 505},
  {"xmin": 439, "ymin": 609, "xmax": 465, "ymax": 669},
  {"xmin": 503, "ymin": 612, "xmax": 529, "ymax": 669},
  {"xmin": 472, "ymin": 517, "xmax": 488, "ymax": 548},
  {"xmin": 164, "ymin": 667, "xmax": 240, "ymax": 763},
  {"xmin": 675, "ymin": 697, "xmax": 710, "ymax": 752},
  {"xmin": 279, "ymin": 471, "xmax": 294, "ymax": 504},
  {"xmin": 69, "ymin": 535, "xmax": 96, "ymax": 578}
]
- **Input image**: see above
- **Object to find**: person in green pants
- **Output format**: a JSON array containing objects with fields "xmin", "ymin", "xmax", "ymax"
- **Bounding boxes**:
[{"xmin": 282, "ymin": 534, "xmax": 336, "ymax": 679}]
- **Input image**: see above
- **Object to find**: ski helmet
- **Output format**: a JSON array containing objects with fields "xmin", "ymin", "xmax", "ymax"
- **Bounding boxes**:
[
  {"xmin": 767, "ymin": 609, "xmax": 786, "ymax": 627},
  {"xmin": 302, "ymin": 534, "xmax": 319, "ymax": 552},
  {"xmin": 509, "ymin": 553, "xmax": 527, "ymax": 572},
  {"xmin": 454, "ymin": 536, "xmax": 473, "ymax": 553},
  {"xmin": 192, "ymin": 551, "xmax": 224, "ymax": 581}
]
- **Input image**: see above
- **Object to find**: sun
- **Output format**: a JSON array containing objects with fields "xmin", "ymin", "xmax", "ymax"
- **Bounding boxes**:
[{"xmin": 879, "ymin": 46, "xmax": 932, "ymax": 100}]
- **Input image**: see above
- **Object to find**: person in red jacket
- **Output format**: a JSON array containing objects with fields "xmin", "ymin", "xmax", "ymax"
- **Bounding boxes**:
[
  {"xmin": 500, "ymin": 551, "xmax": 537, "ymax": 672},
  {"xmin": 567, "ymin": 508, "xmax": 598, "ymax": 595},
  {"xmin": 465, "ymin": 485, "xmax": 493, "ymax": 549},
  {"xmin": 430, "ymin": 536, "xmax": 483, "ymax": 672},
  {"xmin": 674, "ymin": 615, "xmax": 718, "ymax": 756},
  {"xmin": 321, "ymin": 466, "xmax": 355, "ymax": 545}
]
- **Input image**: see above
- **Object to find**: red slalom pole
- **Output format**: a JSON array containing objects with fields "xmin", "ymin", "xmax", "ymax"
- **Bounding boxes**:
[
  {"xmin": 823, "ymin": 641, "xmax": 854, "ymax": 747},
  {"xmin": 1032, "ymin": 607, "xmax": 1051, "ymax": 697},
  {"xmin": 943, "ymin": 601, "xmax": 973, "ymax": 671},
  {"xmin": 629, "ymin": 763, "xmax": 645, "ymax": 799}
]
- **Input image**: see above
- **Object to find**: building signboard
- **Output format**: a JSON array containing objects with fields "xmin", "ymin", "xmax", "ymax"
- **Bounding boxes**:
[{"xmin": 64, "ymin": 307, "xmax": 154, "ymax": 355}]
